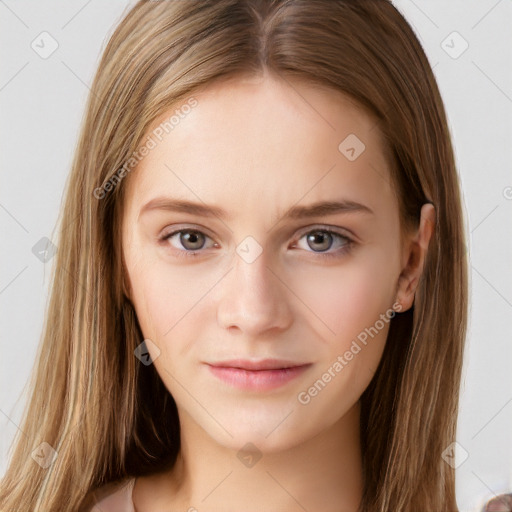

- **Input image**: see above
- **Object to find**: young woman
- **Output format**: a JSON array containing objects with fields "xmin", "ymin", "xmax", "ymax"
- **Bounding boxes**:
[{"xmin": 0, "ymin": 1, "xmax": 472, "ymax": 511}]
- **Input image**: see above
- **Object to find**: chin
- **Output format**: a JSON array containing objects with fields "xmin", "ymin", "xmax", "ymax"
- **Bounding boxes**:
[
  {"xmin": 196, "ymin": 406, "xmax": 320, "ymax": 454},
  {"xmin": 215, "ymin": 426, "xmax": 311, "ymax": 454}
]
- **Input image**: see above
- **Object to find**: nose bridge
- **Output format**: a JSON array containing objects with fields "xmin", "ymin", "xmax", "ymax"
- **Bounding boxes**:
[
  {"xmin": 216, "ymin": 243, "xmax": 292, "ymax": 334},
  {"xmin": 235, "ymin": 249, "xmax": 274, "ymax": 302}
]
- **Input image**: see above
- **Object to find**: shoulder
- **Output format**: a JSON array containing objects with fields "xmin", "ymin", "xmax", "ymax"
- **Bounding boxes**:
[
  {"xmin": 81, "ymin": 477, "xmax": 136, "ymax": 512},
  {"xmin": 481, "ymin": 492, "xmax": 512, "ymax": 511}
]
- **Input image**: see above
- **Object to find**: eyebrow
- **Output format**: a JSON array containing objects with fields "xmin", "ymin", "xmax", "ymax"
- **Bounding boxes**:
[{"xmin": 138, "ymin": 197, "xmax": 374, "ymax": 222}]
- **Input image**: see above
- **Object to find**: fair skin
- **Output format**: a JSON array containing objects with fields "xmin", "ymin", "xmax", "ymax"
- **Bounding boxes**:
[{"xmin": 121, "ymin": 72, "xmax": 435, "ymax": 512}]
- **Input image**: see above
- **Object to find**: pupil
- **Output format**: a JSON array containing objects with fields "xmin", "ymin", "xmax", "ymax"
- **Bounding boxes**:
[
  {"xmin": 307, "ymin": 231, "xmax": 332, "ymax": 252},
  {"xmin": 182, "ymin": 231, "xmax": 204, "ymax": 250}
]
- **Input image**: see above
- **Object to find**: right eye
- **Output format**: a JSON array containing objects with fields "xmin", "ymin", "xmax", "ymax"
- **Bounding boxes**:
[{"xmin": 160, "ymin": 228, "xmax": 217, "ymax": 258}]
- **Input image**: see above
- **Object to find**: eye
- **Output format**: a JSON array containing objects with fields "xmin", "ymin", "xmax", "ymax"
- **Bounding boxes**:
[
  {"xmin": 160, "ymin": 228, "xmax": 216, "ymax": 258},
  {"xmin": 159, "ymin": 226, "xmax": 354, "ymax": 260},
  {"xmin": 293, "ymin": 228, "xmax": 354, "ymax": 258}
]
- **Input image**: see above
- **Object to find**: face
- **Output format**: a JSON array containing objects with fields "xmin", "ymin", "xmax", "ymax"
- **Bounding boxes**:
[{"xmin": 121, "ymin": 73, "xmax": 408, "ymax": 453}]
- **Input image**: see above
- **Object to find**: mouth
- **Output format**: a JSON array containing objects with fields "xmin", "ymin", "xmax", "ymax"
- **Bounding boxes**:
[{"xmin": 204, "ymin": 359, "xmax": 312, "ymax": 391}]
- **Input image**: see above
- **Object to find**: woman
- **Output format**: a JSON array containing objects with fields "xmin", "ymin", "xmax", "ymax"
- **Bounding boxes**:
[{"xmin": 0, "ymin": 1, "xmax": 472, "ymax": 511}]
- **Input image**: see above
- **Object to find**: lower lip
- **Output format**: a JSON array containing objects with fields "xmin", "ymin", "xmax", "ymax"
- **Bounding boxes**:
[{"xmin": 206, "ymin": 364, "xmax": 311, "ymax": 391}]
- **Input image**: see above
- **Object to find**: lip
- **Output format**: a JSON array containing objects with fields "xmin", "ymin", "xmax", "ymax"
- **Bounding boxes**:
[{"xmin": 205, "ymin": 359, "xmax": 312, "ymax": 391}]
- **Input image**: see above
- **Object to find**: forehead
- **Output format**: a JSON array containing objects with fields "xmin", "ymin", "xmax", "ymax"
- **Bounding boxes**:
[{"xmin": 122, "ymin": 74, "xmax": 395, "ymax": 221}]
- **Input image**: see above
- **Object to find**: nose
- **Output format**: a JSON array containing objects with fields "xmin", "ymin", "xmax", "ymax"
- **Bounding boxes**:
[{"xmin": 216, "ymin": 248, "xmax": 293, "ymax": 338}]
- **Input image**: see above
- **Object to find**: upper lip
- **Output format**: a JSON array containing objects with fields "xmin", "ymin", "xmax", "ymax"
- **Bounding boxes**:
[{"xmin": 206, "ymin": 359, "xmax": 310, "ymax": 371}]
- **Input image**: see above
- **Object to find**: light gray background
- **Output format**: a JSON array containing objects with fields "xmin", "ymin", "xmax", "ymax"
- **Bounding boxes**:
[{"xmin": 1, "ymin": 1, "xmax": 511, "ymax": 510}]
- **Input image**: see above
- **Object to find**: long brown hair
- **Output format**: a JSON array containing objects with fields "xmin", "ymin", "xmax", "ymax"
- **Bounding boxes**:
[{"xmin": 0, "ymin": 1, "xmax": 468, "ymax": 510}]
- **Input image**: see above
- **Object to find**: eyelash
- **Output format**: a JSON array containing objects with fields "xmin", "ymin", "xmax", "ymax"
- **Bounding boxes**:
[{"xmin": 159, "ymin": 226, "xmax": 354, "ymax": 260}]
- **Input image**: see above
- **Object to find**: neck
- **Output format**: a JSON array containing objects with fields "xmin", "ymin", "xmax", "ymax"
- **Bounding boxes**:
[{"xmin": 165, "ymin": 401, "xmax": 363, "ymax": 512}]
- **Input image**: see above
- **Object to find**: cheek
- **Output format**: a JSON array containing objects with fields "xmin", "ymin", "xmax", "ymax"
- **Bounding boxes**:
[
  {"xmin": 290, "ymin": 254, "xmax": 396, "ymax": 343},
  {"xmin": 291, "ymin": 260, "xmax": 395, "ymax": 422},
  {"xmin": 124, "ymin": 245, "xmax": 174, "ymax": 341},
  {"xmin": 131, "ymin": 275, "xmax": 183, "ymax": 341},
  {"xmin": 126, "ymin": 253, "xmax": 217, "ymax": 357}
]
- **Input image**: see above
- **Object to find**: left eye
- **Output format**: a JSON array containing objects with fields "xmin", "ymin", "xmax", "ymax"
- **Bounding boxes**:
[{"xmin": 294, "ymin": 229, "xmax": 352, "ymax": 254}]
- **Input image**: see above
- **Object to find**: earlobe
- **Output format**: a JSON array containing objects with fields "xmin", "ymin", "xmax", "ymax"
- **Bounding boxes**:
[
  {"xmin": 395, "ymin": 203, "xmax": 436, "ymax": 312},
  {"xmin": 395, "ymin": 274, "xmax": 417, "ymax": 312}
]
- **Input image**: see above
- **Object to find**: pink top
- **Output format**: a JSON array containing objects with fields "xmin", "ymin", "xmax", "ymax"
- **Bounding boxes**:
[{"xmin": 88, "ymin": 477, "xmax": 136, "ymax": 512}]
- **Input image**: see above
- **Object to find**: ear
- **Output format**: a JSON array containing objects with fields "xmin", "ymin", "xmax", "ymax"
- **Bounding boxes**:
[{"xmin": 395, "ymin": 203, "xmax": 436, "ymax": 312}]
